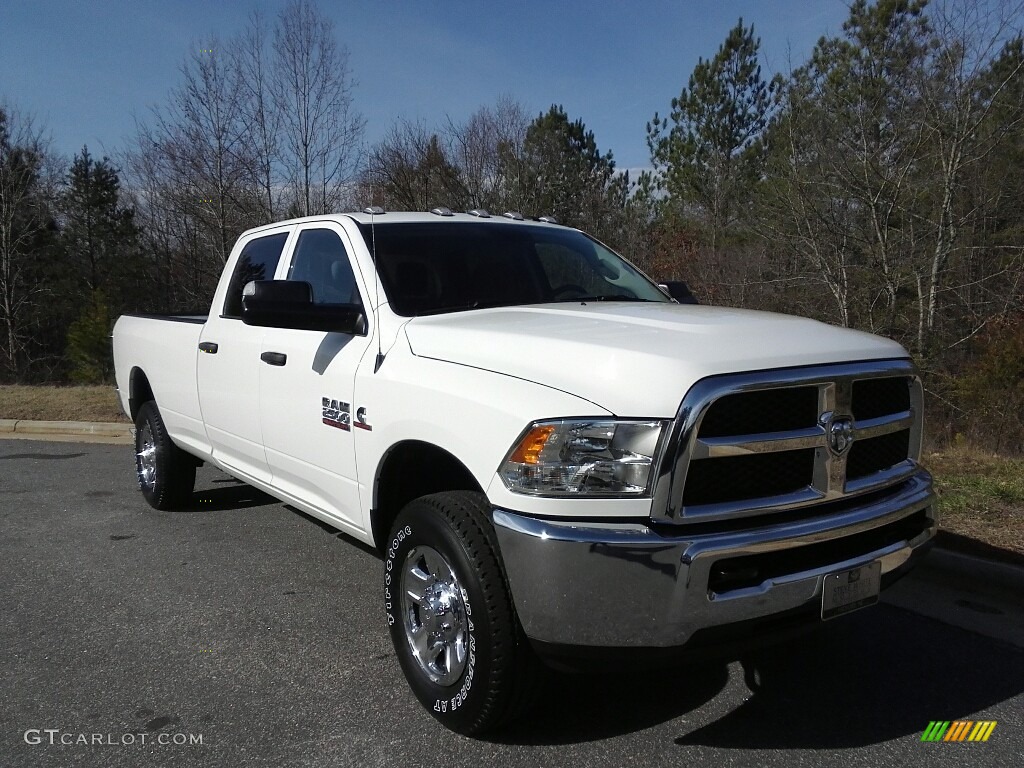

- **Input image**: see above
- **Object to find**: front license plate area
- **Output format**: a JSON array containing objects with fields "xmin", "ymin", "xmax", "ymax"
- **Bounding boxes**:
[{"xmin": 822, "ymin": 561, "xmax": 881, "ymax": 620}]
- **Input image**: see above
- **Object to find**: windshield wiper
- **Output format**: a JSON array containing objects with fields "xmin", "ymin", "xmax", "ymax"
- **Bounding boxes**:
[
  {"xmin": 414, "ymin": 300, "xmax": 508, "ymax": 316},
  {"xmin": 564, "ymin": 294, "xmax": 653, "ymax": 303}
]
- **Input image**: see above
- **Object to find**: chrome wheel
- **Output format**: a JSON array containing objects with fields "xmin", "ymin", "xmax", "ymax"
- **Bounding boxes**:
[
  {"xmin": 136, "ymin": 421, "xmax": 157, "ymax": 491},
  {"xmin": 400, "ymin": 545, "xmax": 468, "ymax": 686}
]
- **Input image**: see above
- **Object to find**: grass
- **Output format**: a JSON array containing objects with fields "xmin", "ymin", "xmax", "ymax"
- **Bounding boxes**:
[
  {"xmin": 923, "ymin": 447, "xmax": 1024, "ymax": 557},
  {"xmin": 0, "ymin": 384, "xmax": 130, "ymax": 423}
]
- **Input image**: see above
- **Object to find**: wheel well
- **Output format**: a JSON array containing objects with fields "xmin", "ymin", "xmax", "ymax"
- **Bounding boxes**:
[
  {"xmin": 129, "ymin": 367, "xmax": 154, "ymax": 422},
  {"xmin": 372, "ymin": 441, "xmax": 484, "ymax": 551}
]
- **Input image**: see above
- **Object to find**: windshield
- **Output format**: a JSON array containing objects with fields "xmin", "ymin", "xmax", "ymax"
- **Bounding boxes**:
[{"xmin": 355, "ymin": 221, "xmax": 670, "ymax": 316}]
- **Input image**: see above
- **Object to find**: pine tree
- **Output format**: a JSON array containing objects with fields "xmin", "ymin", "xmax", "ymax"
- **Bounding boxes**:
[
  {"xmin": 517, "ymin": 105, "xmax": 618, "ymax": 237},
  {"xmin": 60, "ymin": 147, "xmax": 144, "ymax": 381},
  {"xmin": 66, "ymin": 291, "xmax": 113, "ymax": 383},
  {"xmin": 647, "ymin": 19, "xmax": 778, "ymax": 249},
  {"xmin": 61, "ymin": 147, "xmax": 141, "ymax": 299}
]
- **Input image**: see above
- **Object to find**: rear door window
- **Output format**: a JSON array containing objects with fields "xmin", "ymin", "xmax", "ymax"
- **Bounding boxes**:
[{"xmin": 223, "ymin": 232, "xmax": 289, "ymax": 318}]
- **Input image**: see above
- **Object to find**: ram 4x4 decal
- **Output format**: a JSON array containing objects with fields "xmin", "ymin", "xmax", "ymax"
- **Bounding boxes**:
[{"xmin": 322, "ymin": 398, "xmax": 351, "ymax": 431}]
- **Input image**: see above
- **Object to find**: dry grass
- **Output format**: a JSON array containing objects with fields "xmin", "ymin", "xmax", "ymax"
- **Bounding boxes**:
[
  {"xmin": 0, "ymin": 385, "xmax": 130, "ymax": 423},
  {"xmin": 923, "ymin": 447, "xmax": 1024, "ymax": 556}
]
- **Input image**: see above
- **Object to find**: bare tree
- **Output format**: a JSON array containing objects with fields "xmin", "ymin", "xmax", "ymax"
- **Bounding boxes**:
[
  {"xmin": 128, "ymin": 37, "xmax": 260, "ymax": 312},
  {"xmin": 445, "ymin": 96, "xmax": 530, "ymax": 211},
  {"xmin": 272, "ymin": 0, "xmax": 364, "ymax": 215},
  {"xmin": 122, "ymin": 136, "xmax": 183, "ymax": 310},
  {"xmin": 758, "ymin": 97, "xmax": 858, "ymax": 328},
  {"xmin": 0, "ymin": 105, "xmax": 57, "ymax": 377},
  {"xmin": 913, "ymin": 0, "xmax": 1024, "ymax": 348},
  {"xmin": 757, "ymin": 1, "xmax": 933, "ymax": 335},
  {"xmin": 361, "ymin": 97, "xmax": 531, "ymax": 213},
  {"xmin": 235, "ymin": 10, "xmax": 280, "ymax": 220},
  {"xmin": 168, "ymin": 40, "xmax": 256, "ymax": 263},
  {"xmin": 365, "ymin": 119, "xmax": 464, "ymax": 210}
]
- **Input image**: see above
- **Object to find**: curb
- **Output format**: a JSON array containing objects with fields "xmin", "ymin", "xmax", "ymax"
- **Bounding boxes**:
[{"xmin": 0, "ymin": 419, "xmax": 131, "ymax": 438}]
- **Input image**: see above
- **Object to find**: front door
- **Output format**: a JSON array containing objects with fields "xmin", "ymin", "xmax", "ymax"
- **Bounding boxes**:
[{"xmin": 258, "ymin": 223, "xmax": 373, "ymax": 529}]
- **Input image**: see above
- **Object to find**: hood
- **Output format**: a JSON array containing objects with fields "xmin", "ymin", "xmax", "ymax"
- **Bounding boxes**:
[{"xmin": 403, "ymin": 303, "xmax": 909, "ymax": 416}]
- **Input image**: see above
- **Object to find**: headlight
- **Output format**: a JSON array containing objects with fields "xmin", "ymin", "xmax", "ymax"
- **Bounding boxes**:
[{"xmin": 499, "ymin": 419, "xmax": 665, "ymax": 496}]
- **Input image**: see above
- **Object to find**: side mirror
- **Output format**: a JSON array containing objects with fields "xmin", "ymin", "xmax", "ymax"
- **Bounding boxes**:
[
  {"xmin": 658, "ymin": 281, "xmax": 699, "ymax": 305},
  {"xmin": 241, "ymin": 280, "xmax": 366, "ymax": 334}
]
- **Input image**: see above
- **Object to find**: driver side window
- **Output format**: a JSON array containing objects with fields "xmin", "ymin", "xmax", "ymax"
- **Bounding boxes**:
[{"xmin": 288, "ymin": 228, "xmax": 362, "ymax": 306}]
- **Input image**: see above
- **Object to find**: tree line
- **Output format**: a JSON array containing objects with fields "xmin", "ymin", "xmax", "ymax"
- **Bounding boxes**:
[{"xmin": 1, "ymin": 0, "xmax": 1021, "ymax": 449}]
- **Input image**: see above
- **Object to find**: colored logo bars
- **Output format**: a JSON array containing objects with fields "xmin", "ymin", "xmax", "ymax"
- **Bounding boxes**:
[{"xmin": 921, "ymin": 721, "xmax": 997, "ymax": 742}]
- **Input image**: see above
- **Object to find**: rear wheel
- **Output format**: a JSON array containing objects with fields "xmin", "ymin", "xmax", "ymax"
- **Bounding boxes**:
[
  {"xmin": 135, "ymin": 401, "xmax": 196, "ymax": 510},
  {"xmin": 384, "ymin": 491, "xmax": 538, "ymax": 735}
]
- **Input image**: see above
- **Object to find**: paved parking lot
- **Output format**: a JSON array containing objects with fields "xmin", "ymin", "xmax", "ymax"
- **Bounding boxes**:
[{"xmin": 2, "ymin": 440, "xmax": 1022, "ymax": 767}]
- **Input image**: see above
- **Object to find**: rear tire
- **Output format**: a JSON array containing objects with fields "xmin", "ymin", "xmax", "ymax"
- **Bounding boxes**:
[
  {"xmin": 384, "ymin": 491, "xmax": 538, "ymax": 735},
  {"xmin": 135, "ymin": 401, "xmax": 196, "ymax": 510}
]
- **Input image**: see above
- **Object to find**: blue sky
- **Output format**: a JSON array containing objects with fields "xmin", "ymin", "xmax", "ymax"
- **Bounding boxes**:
[{"xmin": 1, "ymin": 0, "xmax": 851, "ymax": 170}]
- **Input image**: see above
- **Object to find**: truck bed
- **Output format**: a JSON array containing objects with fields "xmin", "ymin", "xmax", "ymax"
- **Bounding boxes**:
[
  {"xmin": 120, "ymin": 312, "xmax": 209, "ymax": 324},
  {"xmin": 112, "ymin": 313, "xmax": 210, "ymax": 457}
]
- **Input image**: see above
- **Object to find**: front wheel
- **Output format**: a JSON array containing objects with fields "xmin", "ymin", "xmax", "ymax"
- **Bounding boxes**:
[
  {"xmin": 135, "ymin": 401, "xmax": 196, "ymax": 510},
  {"xmin": 384, "ymin": 491, "xmax": 537, "ymax": 735}
]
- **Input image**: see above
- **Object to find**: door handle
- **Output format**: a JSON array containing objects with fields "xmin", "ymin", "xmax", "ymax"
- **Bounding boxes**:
[
  {"xmin": 260, "ymin": 351, "xmax": 287, "ymax": 366},
  {"xmin": 198, "ymin": 341, "xmax": 218, "ymax": 354}
]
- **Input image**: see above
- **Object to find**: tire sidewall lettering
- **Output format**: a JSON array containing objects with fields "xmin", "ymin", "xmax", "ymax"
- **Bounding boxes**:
[
  {"xmin": 384, "ymin": 525, "xmax": 418, "ymax": 627},
  {"xmin": 383, "ymin": 524, "xmax": 409, "ymax": 628},
  {"xmin": 385, "ymin": 525, "xmax": 414, "ymax": 567},
  {"xmin": 447, "ymin": 634, "xmax": 477, "ymax": 712},
  {"xmin": 384, "ymin": 517, "xmax": 483, "ymax": 720},
  {"xmin": 435, "ymin": 591, "xmax": 477, "ymax": 714}
]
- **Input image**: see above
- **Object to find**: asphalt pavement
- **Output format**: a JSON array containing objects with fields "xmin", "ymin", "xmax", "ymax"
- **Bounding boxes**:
[{"xmin": 1, "ymin": 439, "xmax": 1022, "ymax": 768}]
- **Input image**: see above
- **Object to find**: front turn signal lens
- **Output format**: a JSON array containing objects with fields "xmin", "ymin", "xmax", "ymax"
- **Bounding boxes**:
[{"xmin": 508, "ymin": 425, "xmax": 556, "ymax": 464}]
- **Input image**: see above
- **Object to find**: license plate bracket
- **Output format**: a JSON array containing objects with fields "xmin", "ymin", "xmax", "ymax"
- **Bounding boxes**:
[{"xmin": 821, "ymin": 561, "xmax": 881, "ymax": 620}]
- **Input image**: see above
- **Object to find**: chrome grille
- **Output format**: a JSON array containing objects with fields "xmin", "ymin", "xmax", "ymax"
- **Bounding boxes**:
[
  {"xmin": 847, "ymin": 429, "xmax": 911, "ymax": 480},
  {"xmin": 852, "ymin": 377, "xmax": 911, "ymax": 420},
  {"xmin": 650, "ymin": 360, "xmax": 923, "ymax": 524},
  {"xmin": 682, "ymin": 449, "xmax": 816, "ymax": 506},
  {"xmin": 697, "ymin": 386, "xmax": 819, "ymax": 437}
]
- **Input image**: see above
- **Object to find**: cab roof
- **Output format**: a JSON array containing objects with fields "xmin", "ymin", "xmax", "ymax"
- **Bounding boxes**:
[{"xmin": 241, "ymin": 210, "xmax": 565, "ymax": 237}]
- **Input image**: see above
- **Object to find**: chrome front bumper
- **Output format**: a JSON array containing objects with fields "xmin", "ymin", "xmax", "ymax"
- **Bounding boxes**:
[{"xmin": 492, "ymin": 471, "xmax": 936, "ymax": 648}]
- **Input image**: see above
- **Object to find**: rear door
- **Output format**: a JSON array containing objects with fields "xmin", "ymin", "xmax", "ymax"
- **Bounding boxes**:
[
  {"xmin": 257, "ymin": 222, "xmax": 373, "ymax": 529},
  {"xmin": 198, "ymin": 228, "xmax": 292, "ymax": 483}
]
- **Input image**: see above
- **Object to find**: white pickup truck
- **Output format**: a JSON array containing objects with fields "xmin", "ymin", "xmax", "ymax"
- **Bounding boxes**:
[{"xmin": 113, "ymin": 210, "xmax": 936, "ymax": 734}]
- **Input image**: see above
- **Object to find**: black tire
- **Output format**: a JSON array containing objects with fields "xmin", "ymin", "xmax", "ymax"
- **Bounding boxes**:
[
  {"xmin": 384, "ymin": 491, "xmax": 538, "ymax": 735},
  {"xmin": 134, "ymin": 401, "xmax": 196, "ymax": 510}
]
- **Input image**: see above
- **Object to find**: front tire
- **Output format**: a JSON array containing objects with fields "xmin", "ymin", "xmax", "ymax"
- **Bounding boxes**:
[
  {"xmin": 384, "ymin": 491, "xmax": 537, "ymax": 735},
  {"xmin": 135, "ymin": 401, "xmax": 196, "ymax": 510}
]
